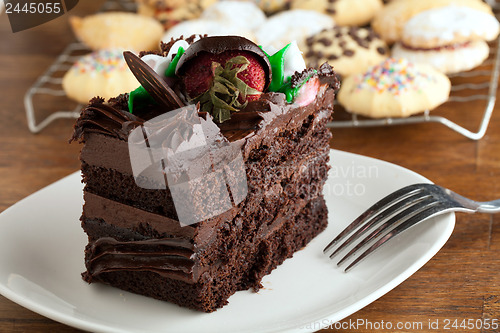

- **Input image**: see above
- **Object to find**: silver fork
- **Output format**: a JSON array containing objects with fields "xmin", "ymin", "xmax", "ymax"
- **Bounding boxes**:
[{"xmin": 324, "ymin": 183, "xmax": 500, "ymax": 272}]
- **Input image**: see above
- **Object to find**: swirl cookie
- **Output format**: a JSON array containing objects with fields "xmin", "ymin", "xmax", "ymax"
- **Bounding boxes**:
[
  {"xmin": 300, "ymin": 26, "xmax": 389, "ymax": 77},
  {"xmin": 69, "ymin": 12, "xmax": 164, "ymax": 52},
  {"xmin": 136, "ymin": 0, "xmax": 217, "ymax": 29},
  {"xmin": 338, "ymin": 58, "xmax": 451, "ymax": 118},
  {"xmin": 62, "ymin": 49, "xmax": 139, "ymax": 104},
  {"xmin": 291, "ymin": 0, "xmax": 383, "ymax": 26},
  {"xmin": 401, "ymin": 5, "xmax": 500, "ymax": 49},
  {"xmin": 254, "ymin": 10, "xmax": 334, "ymax": 52},
  {"xmin": 372, "ymin": 0, "xmax": 493, "ymax": 44}
]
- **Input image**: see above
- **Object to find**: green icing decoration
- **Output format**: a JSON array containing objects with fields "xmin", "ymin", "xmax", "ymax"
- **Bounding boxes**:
[
  {"xmin": 267, "ymin": 43, "xmax": 291, "ymax": 92},
  {"xmin": 128, "ymin": 85, "xmax": 156, "ymax": 113},
  {"xmin": 165, "ymin": 46, "xmax": 185, "ymax": 77}
]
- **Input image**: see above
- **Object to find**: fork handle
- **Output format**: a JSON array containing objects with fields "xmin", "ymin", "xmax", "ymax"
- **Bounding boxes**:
[{"xmin": 477, "ymin": 199, "xmax": 500, "ymax": 213}]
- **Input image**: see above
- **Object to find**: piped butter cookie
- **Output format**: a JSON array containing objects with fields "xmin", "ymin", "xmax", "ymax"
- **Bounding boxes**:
[
  {"xmin": 69, "ymin": 12, "xmax": 164, "ymax": 52},
  {"xmin": 62, "ymin": 49, "xmax": 139, "ymax": 104},
  {"xmin": 300, "ymin": 26, "xmax": 389, "ymax": 77},
  {"xmin": 291, "ymin": 0, "xmax": 383, "ymax": 26},
  {"xmin": 338, "ymin": 58, "xmax": 451, "ymax": 118}
]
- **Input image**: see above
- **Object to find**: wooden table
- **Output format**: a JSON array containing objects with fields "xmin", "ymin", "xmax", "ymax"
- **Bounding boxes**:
[{"xmin": 1, "ymin": 2, "xmax": 500, "ymax": 332}]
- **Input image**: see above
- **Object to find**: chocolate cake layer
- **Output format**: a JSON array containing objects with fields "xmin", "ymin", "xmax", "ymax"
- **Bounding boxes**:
[{"xmin": 85, "ymin": 196, "xmax": 327, "ymax": 312}]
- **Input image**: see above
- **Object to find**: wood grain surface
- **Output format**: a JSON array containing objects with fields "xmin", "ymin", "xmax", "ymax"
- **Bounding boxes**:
[{"xmin": 1, "ymin": 1, "xmax": 500, "ymax": 332}]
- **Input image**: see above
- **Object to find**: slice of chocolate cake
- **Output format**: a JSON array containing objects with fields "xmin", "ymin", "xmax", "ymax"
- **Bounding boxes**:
[{"xmin": 71, "ymin": 36, "xmax": 338, "ymax": 312}]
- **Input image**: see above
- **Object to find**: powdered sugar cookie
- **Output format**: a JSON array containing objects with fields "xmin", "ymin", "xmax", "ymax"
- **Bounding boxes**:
[
  {"xmin": 401, "ymin": 5, "xmax": 500, "ymax": 49},
  {"xmin": 338, "ymin": 58, "xmax": 451, "ymax": 118},
  {"xmin": 62, "ymin": 49, "xmax": 139, "ymax": 104},
  {"xmin": 162, "ymin": 19, "xmax": 255, "ymax": 43},
  {"xmin": 300, "ymin": 26, "xmax": 389, "ymax": 77},
  {"xmin": 201, "ymin": 1, "xmax": 266, "ymax": 32},
  {"xmin": 392, "ymin": 40, "xmax": 489, "ymax": 74},
  {"xmin": 69, "ymin": 12, "xmax": 164, "ymax": 52},
  {"xmin": 372, "ymin": 0, "xmax": 493, "ymax": 44},
  {"xmin": 254, "ymin": 10, "xmax": 334, "ymax": 53},
  {"xmin": 291, "ymin": 0, "xmax": 383, "ymax": 26}
]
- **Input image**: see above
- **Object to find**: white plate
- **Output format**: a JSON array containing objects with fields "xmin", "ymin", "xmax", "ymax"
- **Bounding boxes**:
[{"xmin": 0, "ymin": 150, "xmax": 454, "ymax": 333}]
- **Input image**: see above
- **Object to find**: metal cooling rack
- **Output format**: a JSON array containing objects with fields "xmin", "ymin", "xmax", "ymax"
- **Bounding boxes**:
[
  {"xmin": 25, "ymin": 0, "xmax": 500, "ymax": 139},
  {"xmin": 328, "ymin": 1, "xmax": 500, "ymax": 140},
  {"xmin": 24, "ymin": 0, "xmax": 137, "ymax": 133}
]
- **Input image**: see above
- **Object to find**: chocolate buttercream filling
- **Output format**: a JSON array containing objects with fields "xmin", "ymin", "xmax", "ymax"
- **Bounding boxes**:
[{"xmin": 85, "ymin": 237, "xmax": 203, "ymax": 284}]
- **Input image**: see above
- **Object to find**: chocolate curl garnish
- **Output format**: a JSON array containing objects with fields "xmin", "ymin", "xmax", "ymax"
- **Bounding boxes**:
[{"xmin": 123, "ymin": 51, "xmax": 185, "ymax": 110}]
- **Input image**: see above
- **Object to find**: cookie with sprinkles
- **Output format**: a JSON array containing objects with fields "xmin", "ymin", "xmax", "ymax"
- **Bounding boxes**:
[
  {"xmin": 291, "ymin": 0, "xmax": 383, "ymax": 26},
  {"xmin": 62, "ymin": 49, "xmax": 139, "ymax": 104},
  {"xmin": 337, "ymin": 58, "xmax": 450, "ymax": 118},
  {"xmin": 300, "ymin": 26, "xmax": 389, "ymax": 77}
]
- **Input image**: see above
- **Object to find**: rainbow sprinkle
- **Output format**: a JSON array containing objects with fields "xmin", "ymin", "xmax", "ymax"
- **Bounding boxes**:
[
  {"xmin": 355, "ymin": 58, "xmax": 434, "ymax": 95},
  {"xmin": 71, "ymin": 49, "xmax": 129, "ymax": 77}
]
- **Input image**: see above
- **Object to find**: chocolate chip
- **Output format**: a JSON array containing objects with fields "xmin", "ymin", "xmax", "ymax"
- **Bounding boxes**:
[
  {"xmin": 318, "ymin": 38, "xmax": 332, "ymax": 46},
  {"xmin": 376, "ymin": 47, "xmax": 387, "ymax": 55},
  {"xmin": 343, "ymin": 49, "xmax": 355, "ymax": 57},
  {"xmin": 327, "ymin": 54, "xmax": 339, "ymax": 60},
  {"xmin": 305, "ymin": 50, "xmax": 316, "ymax": 58},
  {"xmin": 306, "ymin": 37, "xmax": 315, "ymax": 46},
  {"xmin": 316, "ymin": 51, "xmax": 324, "ymax": 58},
  {"xmin": 339, "ymin": 40, "xmax": 346, "ymax": 47},
  {"xmin": 326, "ymin": 8, "xmax": 336, "ymax": 14}
]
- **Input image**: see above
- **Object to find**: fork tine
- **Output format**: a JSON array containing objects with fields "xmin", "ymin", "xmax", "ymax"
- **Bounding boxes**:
[
  {"xmin": 337, "ymin": 196, "xmax": 438, "ymax": 267},
  {"xmin": 343, "ymin": 200, "xmax": 453, "ymax": 272},
  {"xmin": 323, "ymin": 184, "xmax": 427, "ymax": 253},
  {"xmin": 328, "ymin": 191, "xmax": 432, "ymax": 258}
]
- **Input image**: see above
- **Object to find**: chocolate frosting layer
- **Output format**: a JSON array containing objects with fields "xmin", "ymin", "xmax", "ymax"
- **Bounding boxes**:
[
  {"xmin": 71, "ymin": 63, "xmax": 338, "ymax": 151},
  {"xmin": 85, "ymin": 237, "xmax": 201, "ymax": 284}
]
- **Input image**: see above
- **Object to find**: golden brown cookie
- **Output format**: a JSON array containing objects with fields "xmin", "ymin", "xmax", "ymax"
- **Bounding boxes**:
[
  {"xmin": 372, "ymin": 0, "xmax": 493, "ymax": 44},
  {"xmin": 338, "ymin": 58, "xmax": 451, "ymax": 118},
  {"xmin": 300, "ymin": 26, "xmax": 390, "ymax": 77},
  {"xmin": 69, "ymin": 12, "xmax": 164, "ymax": 52},
  {"xmin": 291, "ymin": 0, "xmax": 383, "ymax": 26}
]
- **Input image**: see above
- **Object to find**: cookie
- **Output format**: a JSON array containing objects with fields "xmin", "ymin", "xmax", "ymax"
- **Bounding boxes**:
[
  {"xmin": 291, "ymin": 0, "xmax": 383, "ymax": 26},
  {"xmin": 338, "ymin": 58, "xmax": 451, "ymax": 118},
  {"xmin": 62, "ymin": 49, "xmax": 139, "ymax": 104},
  {"xmin": 200, "ymin": 1, "xmax": 267, "ymax": 32},
  {"xmin": 162, "ymin": 19, "xmax": 255, "ymax": 43},
  {"xmin": 300, "ymin": 26, "xmax": 389, "ymax": 77},
  {"xmin": 392, "ymin": 40, "xmax": 489, "ymax": 74},
  {"xmin": 401, "ymin": 5, "xmax": 500, "ymax": 49},
  {"xmin": 254, "ymin": 10, "xmax": 334, "ymax": 53},
  {"xmin": 136, "ymin": 0, "xmax": 217, "ymax": 29},
  {"xmin": 372, "ymin": 0, "xmax": 493, "ymax": 44},
  {"xmin": 69, "ymin": 12, "xmax": 164, "ymax": 52}
]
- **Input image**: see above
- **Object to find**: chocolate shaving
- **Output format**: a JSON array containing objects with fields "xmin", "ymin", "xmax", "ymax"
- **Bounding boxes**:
[{"xmin": 123, "ymin": 51, "xmax": 185, "ymax": 110}]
